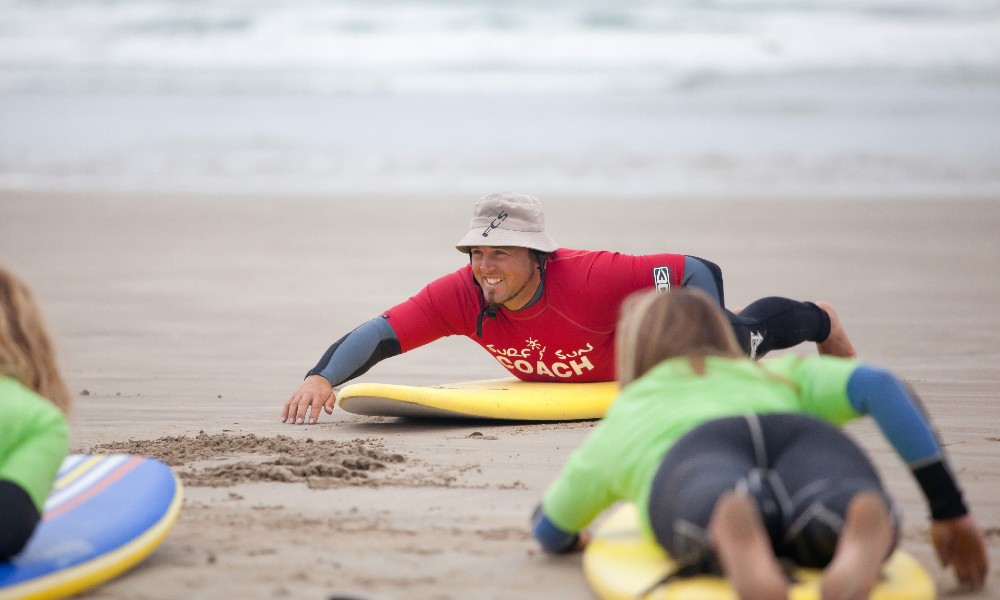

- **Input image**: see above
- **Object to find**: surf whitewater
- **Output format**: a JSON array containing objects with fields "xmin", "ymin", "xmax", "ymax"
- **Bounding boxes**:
[{"xmin": 2, "ymin": 0, "xmax": 999, "ymax": 198}]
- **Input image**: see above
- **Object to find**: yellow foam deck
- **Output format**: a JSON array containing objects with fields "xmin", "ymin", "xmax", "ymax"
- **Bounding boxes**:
[
  {"xmin": 338, "ymin": 377, "xmax": 617, "ymax": 420},
  {"xmin": 583, "ymin": 503, "xmax": 935, "ymax": 600}
]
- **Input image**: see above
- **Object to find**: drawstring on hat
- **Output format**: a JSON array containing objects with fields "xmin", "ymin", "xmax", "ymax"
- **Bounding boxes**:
[
  {"xmin": 535, "ymin": 251, "xmax": 548, "ymax": 279},
  {"xmin": 475, "ymin": 301, "xmax": 496, "ymax": 338}
]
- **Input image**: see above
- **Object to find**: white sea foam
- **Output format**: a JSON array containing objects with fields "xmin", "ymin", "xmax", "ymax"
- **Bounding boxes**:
[
  {"xmin": 1, "ymin": 0, "xmax": 998, "ymax": 197},
  {"xmin": 1, "ymin": 0, "xmax": 998, "ymax": 94}
]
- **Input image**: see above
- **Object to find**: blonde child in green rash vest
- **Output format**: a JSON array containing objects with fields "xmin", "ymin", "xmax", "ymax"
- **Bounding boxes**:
[
  {"xmin": 0, "ymin": 268, "xmax": 71, "ymax": 560},
  {"xmin": 532, "ymin": 288, "xmax": 987, "ymax": 600}
]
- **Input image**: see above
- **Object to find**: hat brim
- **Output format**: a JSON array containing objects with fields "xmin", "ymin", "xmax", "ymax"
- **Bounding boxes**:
[{"xmin": 455, "ymin": 228, "xmax": 558, "ymax": 253}]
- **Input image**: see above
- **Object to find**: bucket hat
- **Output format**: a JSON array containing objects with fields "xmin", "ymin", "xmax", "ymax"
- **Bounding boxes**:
[{"xmin": 455, "ymin": 192, "xmax": 558, "ymax": 253}]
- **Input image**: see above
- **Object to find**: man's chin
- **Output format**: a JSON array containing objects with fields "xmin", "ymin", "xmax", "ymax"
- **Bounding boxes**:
[{"xmin": 483, "ymin": 290, "xmax": 502, "ymax": 306}]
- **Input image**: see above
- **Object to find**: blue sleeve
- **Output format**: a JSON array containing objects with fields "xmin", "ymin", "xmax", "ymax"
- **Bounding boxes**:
[
  {"xmin": 531, "ymin": 504, "xmax": 579, "ymax": 553},
  {"xmin": 306, "ymin": 316, "xmax": 402, "ymax": 387},
  {"xmin": 682, "ymin": 256, "xmax": 723, "ymax": 306},
  {"xmin": 846, "ymin": 365, "xmax": 942, "ymax": 465}
]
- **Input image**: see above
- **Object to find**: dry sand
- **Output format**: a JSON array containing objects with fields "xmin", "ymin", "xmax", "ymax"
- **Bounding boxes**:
[{"xmin": 1, "ymin": 192, "xmax": 998, "ymax": 599}]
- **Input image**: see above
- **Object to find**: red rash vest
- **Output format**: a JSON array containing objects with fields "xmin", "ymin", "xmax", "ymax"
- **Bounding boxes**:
[{"xmin": 382, "ymin": 248, "xmax": 685, "ymax": 382}]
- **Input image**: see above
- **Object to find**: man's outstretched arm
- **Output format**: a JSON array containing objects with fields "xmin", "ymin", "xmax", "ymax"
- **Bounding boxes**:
[{"xmin": 281, "ymin": 316, "xmax": 401, "ymax": 424}]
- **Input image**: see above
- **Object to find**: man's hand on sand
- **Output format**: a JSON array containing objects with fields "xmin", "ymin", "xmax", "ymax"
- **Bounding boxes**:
[{"xmin": 282, "ymin": 374, "xmax": 335, "ymax": 424}]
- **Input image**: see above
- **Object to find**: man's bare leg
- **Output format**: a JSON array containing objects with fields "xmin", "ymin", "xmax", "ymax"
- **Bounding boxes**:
[
  {"xmin": 708, "ymin": 492, "xmax": 788, "ymax": 600},
  {"xmin": 815, "ymin": 301, "xmax": 857, "ymax": 358},
  {"xmin": 820, "ymin": 492, "xmax": 894, "ymax": 600}
]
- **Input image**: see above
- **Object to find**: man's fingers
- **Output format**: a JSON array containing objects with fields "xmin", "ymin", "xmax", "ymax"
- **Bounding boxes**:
[
  {"xmin": 281, "ymin": 395, "xmax": 296, "ymax": 422},
  {"xmin": 284, "ymin": 392, "xmax": 311, "ymax": 423},
  {"xmin": 283, "ymin": 385, "xmax": 334, "ymax": 424}
]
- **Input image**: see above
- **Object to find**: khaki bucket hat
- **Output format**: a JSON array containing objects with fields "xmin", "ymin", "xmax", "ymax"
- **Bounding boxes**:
[{"xmin": 455, "ymin": 192, "xmax": 559, "ymax": 253}]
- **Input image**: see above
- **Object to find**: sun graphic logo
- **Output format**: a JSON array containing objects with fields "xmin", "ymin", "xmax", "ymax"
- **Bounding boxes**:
[{"xmin": 525, "ymin": 338, "xmax": 542, "ymax": 350}]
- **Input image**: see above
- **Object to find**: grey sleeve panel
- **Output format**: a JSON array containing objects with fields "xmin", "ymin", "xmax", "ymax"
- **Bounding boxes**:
[
  {"xmin": 682, "ymin": 255, "xmax": 724, "ymax": 306},
  {"xmin": 306, "ymin": 316, "xmax": 402, "ymax": 387}
]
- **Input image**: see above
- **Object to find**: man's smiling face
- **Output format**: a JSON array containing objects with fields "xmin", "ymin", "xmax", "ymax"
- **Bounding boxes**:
[{"xmin": 470, "ymin": 246, "xmax": 540, "ymax": 311}]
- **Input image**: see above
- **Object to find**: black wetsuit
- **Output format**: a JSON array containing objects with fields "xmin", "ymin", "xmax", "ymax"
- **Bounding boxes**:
[{"xmin": 647, "ymin": 413, "xmax": 896, "ymax": 571}]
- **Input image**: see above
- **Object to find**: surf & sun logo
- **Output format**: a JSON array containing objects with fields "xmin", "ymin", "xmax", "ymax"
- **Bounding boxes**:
[{"xmin": 485, "ymin": 338, "xmax": 595, "ymax": 378}]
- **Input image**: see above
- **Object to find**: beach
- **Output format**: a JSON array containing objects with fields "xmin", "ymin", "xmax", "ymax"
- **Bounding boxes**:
[
  {"xmin": 1, "ymin": 192, "xmax": 998, "ymax": 599},
  {"xmin": 2, "ymin": 1, "xmax": 999, "ymax": 596}
]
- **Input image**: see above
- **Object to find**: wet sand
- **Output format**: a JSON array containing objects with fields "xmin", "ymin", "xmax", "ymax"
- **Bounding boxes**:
[{"xmin": 1, "ymin": 192, "xmax": 998, "ymax": 598}]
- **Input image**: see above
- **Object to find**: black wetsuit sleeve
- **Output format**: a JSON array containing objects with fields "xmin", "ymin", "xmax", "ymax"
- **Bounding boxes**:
[
  {"xmin": 913, "ymin": 461, "xmax": 968, "ymax": 520},
  {"xmin": 0, "ymin": 480, "xmax": 41, "ymax": 560},
  {"xmin": 306, "ymin": 316, "xmax": 402, "ymax": 387}
]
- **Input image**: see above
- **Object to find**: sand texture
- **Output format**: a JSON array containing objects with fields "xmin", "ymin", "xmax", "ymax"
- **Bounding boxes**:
[{"xmin": 1, "ymin": 193, "xmax": 998, "ymax": 599}]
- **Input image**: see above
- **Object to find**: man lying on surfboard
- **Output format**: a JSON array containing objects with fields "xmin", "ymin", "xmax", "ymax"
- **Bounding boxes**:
[{"xmin": 282, "ymin": 192, "xmax": 855, "ymax": 425}]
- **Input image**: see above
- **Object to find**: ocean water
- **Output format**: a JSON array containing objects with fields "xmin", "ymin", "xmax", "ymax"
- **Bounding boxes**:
[{"xmin": 1, "ymin": 0, "xmax": 998, "ymax": 198}]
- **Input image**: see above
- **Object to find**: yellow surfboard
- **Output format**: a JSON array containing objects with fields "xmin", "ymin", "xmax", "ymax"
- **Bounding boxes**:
[
  {"xmin": 337, "ymin": 378, "xmax": 617, "ymax": 420},
  {"xmin": 583, "ymin": 503, "xmax": 935, "ymax": 600}
]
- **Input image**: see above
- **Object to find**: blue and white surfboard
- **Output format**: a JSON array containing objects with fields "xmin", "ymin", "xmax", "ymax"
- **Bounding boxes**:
[{"xmin": 0, "ymin": 454, "xmax": 183, "ymax": 600}]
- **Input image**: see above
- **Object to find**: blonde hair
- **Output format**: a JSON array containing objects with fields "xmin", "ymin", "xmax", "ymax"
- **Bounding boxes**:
[
  {"xmin": 0, "ymin": 268, "xmax": 71, "ymax": 414},
  {"xmin": 616, "ymin": 288, "xmax": 742, "ymax": 386}
]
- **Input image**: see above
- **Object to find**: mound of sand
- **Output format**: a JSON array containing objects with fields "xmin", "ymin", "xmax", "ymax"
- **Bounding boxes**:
[{"xmin": 86, "ymin": 432, "xmax": 453, "ymax": 489}]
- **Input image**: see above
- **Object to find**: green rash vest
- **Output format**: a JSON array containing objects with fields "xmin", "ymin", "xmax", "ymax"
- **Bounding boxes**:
[
  {"xmin": 0, "ymin": 376, "xmax": 70, "ymax": 511},
  {"xmin": 540, "ymin": 354, "xmax": 859, "ymax": 539}
]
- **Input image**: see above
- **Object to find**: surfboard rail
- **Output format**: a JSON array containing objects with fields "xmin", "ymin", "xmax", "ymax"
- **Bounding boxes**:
[{"xmin": 337, "ymin": 377, "xmax": 618, "ymax": 420}]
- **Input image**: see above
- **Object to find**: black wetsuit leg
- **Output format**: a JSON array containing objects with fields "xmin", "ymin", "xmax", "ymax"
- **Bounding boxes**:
[
  {"xmin": 727, "ymin": 298, "xmax": 831, "ymax": 359},
  {"xmin": 0, "ymin": 480, "xmax": 41, "ymax": 560},
  {"xmin": 767, "ymin": 415, "xmax": 899, "ymax": 567},
  {"xmin": 646, "ymin": 414, "xmax": 896, "ymax": 573},
  {"xmin": 645, "ymin": 418, "xmax": 757, "ymax": 573}
]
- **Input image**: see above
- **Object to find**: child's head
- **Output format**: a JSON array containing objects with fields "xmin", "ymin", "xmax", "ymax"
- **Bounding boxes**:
[
  {"xmin": 0, "ymin": 268, "xmax": 71, "ymax": 413},
  {"xmin": 616, "ymin": 288, "xmax": 742, "ymax": 386}
]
